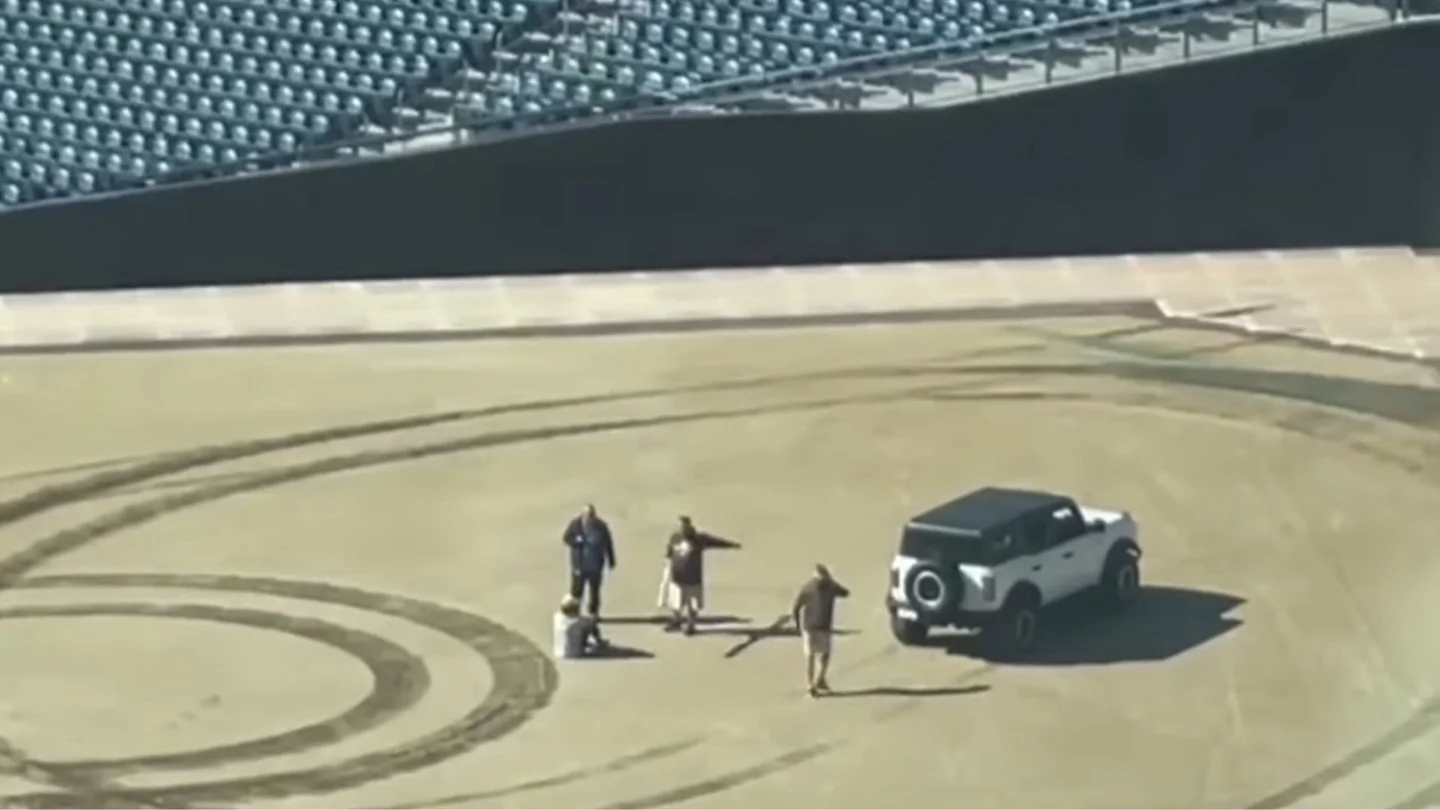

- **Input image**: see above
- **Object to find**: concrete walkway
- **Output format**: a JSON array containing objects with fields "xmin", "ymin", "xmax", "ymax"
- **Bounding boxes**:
[{"xmin": 0, "ymin": 248, "xmax": 1436, "ymax": 365}]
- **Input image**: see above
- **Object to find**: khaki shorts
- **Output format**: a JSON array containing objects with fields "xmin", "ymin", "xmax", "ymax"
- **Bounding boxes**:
[
  {"xmin": 667, "ymin": 582, "xmax": 704, "ymax": 612},
  {"xmin": 802, "ymin": 629, "xmax": 833, "ymax": 658}
]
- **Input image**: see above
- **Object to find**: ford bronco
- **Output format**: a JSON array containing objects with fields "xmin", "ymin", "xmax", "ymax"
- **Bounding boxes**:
[{"xmin": 886, "ymin": 487, "xmax": 1141, "ymax": 657}]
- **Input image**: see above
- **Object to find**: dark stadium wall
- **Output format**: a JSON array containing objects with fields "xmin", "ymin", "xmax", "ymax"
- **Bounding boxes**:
[
  {"xmin": 1, "ymin": 21, "xmax": 1438, "ymax": 292},
  {"xmin": 1412, "ymin": 84, "xmax": 1440, "ymax": 251}
]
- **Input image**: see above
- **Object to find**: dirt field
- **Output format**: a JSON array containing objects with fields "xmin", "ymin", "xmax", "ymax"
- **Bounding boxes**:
[{"xmin": 0, "ymin": 312, "xmax": 1438, "ymax": 809}]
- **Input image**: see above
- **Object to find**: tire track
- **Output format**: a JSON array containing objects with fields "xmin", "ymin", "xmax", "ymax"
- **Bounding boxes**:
[
  {"xmin": 602, "ymin": 744, "xmax": 835, "ymax": 810},
  {"xmin": 1249, "ymin": 697, "xmax": 1440, "ymax": 808},
  {"xmin": 0, "ymin": 346, "xmax": 1438, "ymax": 807},
  {"xmin": 0, "ymin": 574, "xmax": 557, "ymax": 808},
  {"xmin": 0, "ymin": 738, "xmax": 175, "ymax": 810},
  {"xmin": 381, "ymin": 738, "xmax": 705, "ymax": 809},
  {"xmin": 1395, "ymin": 778, "xmax": 1440, "ymax": 809},
  {"xmin": 0, "ymin": 601, "xmax": 429, "ymax": 781},
  {"xmin": 0, "ymin": 387, "xmax": 947, "ymax": 807}
]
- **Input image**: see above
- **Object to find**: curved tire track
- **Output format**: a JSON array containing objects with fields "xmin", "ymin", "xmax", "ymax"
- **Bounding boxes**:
[
  {"xmin": 0, "ymin": 574, "xmax": 557, "ymax": 808},
  {"xmin": 0, "ymin": 600, "xmax": 429, "ymax": 780},
  {"xmin": 0, "ymin": 353, "xmax": 1438, "ymax": 807}
]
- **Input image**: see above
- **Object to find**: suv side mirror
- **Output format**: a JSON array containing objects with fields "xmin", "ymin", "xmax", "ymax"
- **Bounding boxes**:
[{"xmin": 1088, "ymin": 519, "xmax": 1106, "ymax": 532}]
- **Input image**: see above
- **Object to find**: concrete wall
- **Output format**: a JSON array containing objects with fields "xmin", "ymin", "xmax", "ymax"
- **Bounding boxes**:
[{"xmin": 1, "ymin": 21, "xmax": 1436, "ymax": 293}]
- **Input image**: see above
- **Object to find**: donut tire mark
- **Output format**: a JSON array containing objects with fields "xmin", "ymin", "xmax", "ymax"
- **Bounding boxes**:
[
  {"xmin": 19, "ymin": 371, "xmax": 1440, "ymax": 801},
  {"xmin": 1248, "ymin": 696, "xmax": 1440, "ymax": 809},
  {"xmin": 920, "ymin": 367, "xmax": 1440, "ymax": 809},
  {"xmin": 0, "ymin": 574, "xmax": 558, "ymax": 808},
  {"xmin": 923, "ymin": 362, "xmax": 1440, "ymax": 809},
  {"xmin": 0, "ymin": 388, "xmax": 981, "ymax": 597},
  {"xmin": 0, "ymin": 738, "xmax": 163, "ymax": 810},
  {"xmin": 603, "ymin": 744, "xmax": 835, "ymax": 810},
  {"xmin": 0, "ymin": 343, "xmax": 1436, "ymax": 807},
  {"xmin": 0, "ymin": 385, "xmax": 946, "ymax": 808},
  {"xmin": 600, "ymin": 659, "xmax": 999, "ymax": 810},
  {"xmin": 0, "ymin": 600, "xmax": 430, "ymax": 780},
  {"xmin": 1395, "ymin": 772, "xmax": 1440, "ymax": 809},
  {"xmin": 0, "ymin": 378, "xmax": 845, "ymax": 543},
  {"xmin": 382, "ymin": 738, "xmax": 707, "ymax": 809},
  {"xmin": 0, "ymin": 339, "xmax": 1053, "ymax": 521},
  {"xmin": 591, "ymin": 361, "xmax": 1440, "ymax": 810},
  {"xmin": 0, "ymin": 401, "xmax": 647, "ymax": 805},
  {"xmin": 0, "ymin": 384, "xmax": 1016, "ymax": 807}
]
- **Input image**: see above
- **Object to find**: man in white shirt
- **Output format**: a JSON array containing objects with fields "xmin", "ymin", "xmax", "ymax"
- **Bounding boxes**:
[{"xmin": 553, "ymin": 595, "xmax": 607, "ymax": 659}]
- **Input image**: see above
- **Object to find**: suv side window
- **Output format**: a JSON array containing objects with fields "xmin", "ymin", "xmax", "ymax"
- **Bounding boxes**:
[
  {"xmin": 1047, "ymin": 505, "xmax": 1087, "ymax": 546},
  {"xmin": 986, "ymin": 531, "xmax": 1019, "ymax": 565},
  {"xmin": 1016, "ymin": 515, "xmax": 1052, "ymax": 556}
]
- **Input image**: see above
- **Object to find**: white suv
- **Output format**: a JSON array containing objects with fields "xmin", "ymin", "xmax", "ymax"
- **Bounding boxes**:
[{"xmin": 886, "ymin": 487, "xmax": 1141, "ymax": 657}]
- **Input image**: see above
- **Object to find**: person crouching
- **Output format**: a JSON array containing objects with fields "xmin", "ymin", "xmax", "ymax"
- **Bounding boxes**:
[{"xmin": 554, "ymin": 595, "xmax": 608, "ymax": 659}]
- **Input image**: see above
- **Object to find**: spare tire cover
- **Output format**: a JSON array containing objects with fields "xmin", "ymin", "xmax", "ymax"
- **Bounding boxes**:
[{"xmin": 904, "ymin": 562, "xmax": 963, "ymax": 616}]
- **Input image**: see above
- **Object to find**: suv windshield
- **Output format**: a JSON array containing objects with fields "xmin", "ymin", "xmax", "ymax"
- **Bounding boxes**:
[{"xmin": 901, "ymin": 526, "xmax": 1009, "ymax": 566}]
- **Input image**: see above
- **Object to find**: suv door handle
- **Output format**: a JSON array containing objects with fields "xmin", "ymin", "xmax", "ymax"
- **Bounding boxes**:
[
  {"xmin": 1031, "ymin": 564, "xmax": 1042, "ymax": 572},
  {"xmin": 1062, "ymin": 552, "xmax": 1074, "ymax": 559}
]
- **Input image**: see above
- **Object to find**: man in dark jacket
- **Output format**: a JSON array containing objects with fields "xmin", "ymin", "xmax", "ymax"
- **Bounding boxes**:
[
  {"xmin": 662, "ymin": 515, "xmax": 740, "ymax": 635},
  {"xmin": 562, "ymin": 504, "xmax": 616, "ymax": 618},
  {"xmin": 791, "ymin": 564, "xmax": 850, "ymax": 697}
]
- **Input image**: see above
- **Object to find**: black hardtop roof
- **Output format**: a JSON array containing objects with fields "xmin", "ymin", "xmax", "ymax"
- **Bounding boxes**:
[{"xmin": 908, "ymin": 487, "xmax": 1071, "ymax": 536}]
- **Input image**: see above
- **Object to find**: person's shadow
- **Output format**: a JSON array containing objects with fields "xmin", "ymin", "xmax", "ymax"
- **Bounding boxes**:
[
  {"xmin": 588, "ymin": 642, "xmax": 654, "ymax": 660},
  {"xmin": 824, "ymin": 684, "xmax": 991, "ymax": 699},
  {"xmin": 603, "ymin": 613, "xmax": 751, "ymax": 627},
  {"xmin": 705, "ymin": 615, "xmax": 860, "ymax": 659}
]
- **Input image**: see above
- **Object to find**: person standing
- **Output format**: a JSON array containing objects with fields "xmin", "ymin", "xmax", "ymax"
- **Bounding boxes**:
[
  {"xmin": 791, "ymin": 564, "xmax": 850, "ymax": 697},
  {"xmin": 562, "ymin": 504, "xmax": 616, "ymax": 618},
  {"xmin": 663, "ymin": 516, "xmax": 740, "ymax": 635}
]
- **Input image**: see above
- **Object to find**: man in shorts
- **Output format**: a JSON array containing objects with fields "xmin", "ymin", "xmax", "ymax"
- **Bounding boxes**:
[
  {"xmin": 662, "ymin": 516, "xmax": 740, "ymax": 636},
  {"xmin": 791, "ymin": 564, "xmax": 850, "ymax": 697}
]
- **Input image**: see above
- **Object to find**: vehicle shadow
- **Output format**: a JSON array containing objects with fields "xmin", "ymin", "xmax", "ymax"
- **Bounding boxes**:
[{"xmin": 935, "ymin": 585, "xmax": 1245, "ymax": 665}]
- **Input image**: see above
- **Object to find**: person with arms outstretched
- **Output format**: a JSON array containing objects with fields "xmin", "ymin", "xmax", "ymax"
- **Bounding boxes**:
[{"xmin": 661, "ymin": 515, "xmax": 740, "ymax": 635}]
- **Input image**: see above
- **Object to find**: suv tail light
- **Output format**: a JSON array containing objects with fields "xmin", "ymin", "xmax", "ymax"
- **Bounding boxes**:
[
  {"xmin": 889, "ymin": 568, "xmax": 898, "ymax": 589},
  {"xmin": 982, "ymin": 575, "xmax": 996, "ymax": 602}
]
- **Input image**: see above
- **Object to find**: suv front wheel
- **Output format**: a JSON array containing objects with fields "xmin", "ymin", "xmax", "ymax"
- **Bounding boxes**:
[{"xmin": 1099, "ymin": 542, "xmax": 1142, "ymax": 612}]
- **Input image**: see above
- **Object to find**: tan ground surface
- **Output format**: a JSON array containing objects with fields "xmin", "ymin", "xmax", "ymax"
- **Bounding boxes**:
[{"xmin": 0, "ymin": 313, "xmax": 1438, "ymax": 809}]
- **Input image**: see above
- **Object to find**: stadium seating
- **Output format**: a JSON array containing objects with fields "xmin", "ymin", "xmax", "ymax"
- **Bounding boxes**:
[
  {"xmin": 0, "ymin": 0, "xmax": 557, "ymax": 206},
  {"xmin": 460, "ymin": 0, "xmax": 1143, "ymax": 114},
  {"xmin": 0, "ymin": 0, "xmax": 1217, "ymax": 208}
]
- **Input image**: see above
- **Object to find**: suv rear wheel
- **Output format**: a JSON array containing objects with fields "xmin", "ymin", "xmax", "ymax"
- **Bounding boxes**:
[
  {"xmin": 988, "ymin": 589, "xmax": 1040, "ymax": 659},
  {"xmin": 891, "ymin": 615, "xmax": 929, "ymax": 645}
]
